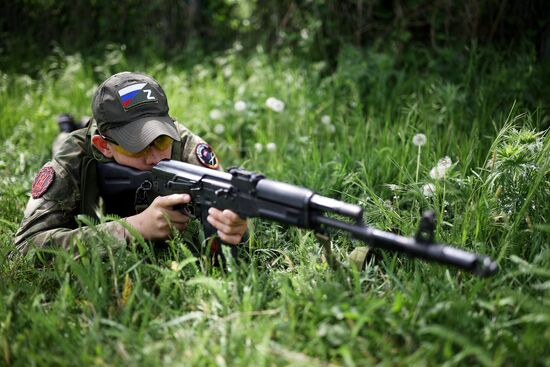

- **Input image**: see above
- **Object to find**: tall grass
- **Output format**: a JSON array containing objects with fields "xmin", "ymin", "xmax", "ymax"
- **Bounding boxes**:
[{"xmin": 0, "ymin": 43, "xmax": 549, "ymax": 365}]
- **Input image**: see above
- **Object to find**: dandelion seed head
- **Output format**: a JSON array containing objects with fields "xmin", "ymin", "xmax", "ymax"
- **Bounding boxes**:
[
  {"xmin": 429, "ymin": 166, "xmax": 446, "ymax": 179},
  {"xmin": 234, "ymin": 100, "xmax": 247, "ymax": 112},
  {"xmin": 214, "ymin": 124, "xmax": 225, "ymax": 135},
  {"xmin": 422, "ymin": 183, "xmax": 436, "ymax": 197},
  {"xmin": 266, "ymin": 97, "xmax": 285, "ymax": 112},
  {"xmin": 321, "ymin": 115, "xmax": 331, "ymax": 125},
  {"xmin": 327, "ymin": 124, "xmax": 336, "ymax": 134},
  {"xmin": 254, "ymin": 143, "xmax": 263, "ymax": 152},
  {"xmin": 266, "ymin": 142, "xmax": 277, "ymax": 152},
  {"xmin": 438, "ymin": 156, "xmax": 452, "ymax": 169},
  {"xmin": 209, "ymin": 109, "xmax": 222, "ymax": 120},
  {"xmin": 170, "ymin": 261, "xmax": 179, "ymax": 271},
  {"xmin": 384, "ymin": 184, "xmax": 400, "ymax": 192},
  {"xmin": 413, "ymin": 133, "xmax": 427, "ymax": 147}
]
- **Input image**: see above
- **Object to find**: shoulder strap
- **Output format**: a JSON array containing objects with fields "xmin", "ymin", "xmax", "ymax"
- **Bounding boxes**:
[
  {"xmin": 79, "ymin": 120, "xmax": 100, "ymax": 219},
  {"xmin": 171, "ymin": 122, "xmax": 184, "ymax": 160}
]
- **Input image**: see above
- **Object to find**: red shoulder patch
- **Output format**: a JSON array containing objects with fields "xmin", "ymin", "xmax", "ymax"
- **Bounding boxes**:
[
  {"xmin": 32, "ymin": 166, "xmax": 55, "ymax": 199},
  {"xmin": 195, "ymin": 143, "xmax": 220, "ymax": 169}
]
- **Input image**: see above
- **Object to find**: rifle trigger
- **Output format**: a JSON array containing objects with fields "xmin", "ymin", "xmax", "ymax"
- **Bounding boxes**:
[{"xmin": 134, "ymin": 179, "xmax": 153, "ymax": 213}]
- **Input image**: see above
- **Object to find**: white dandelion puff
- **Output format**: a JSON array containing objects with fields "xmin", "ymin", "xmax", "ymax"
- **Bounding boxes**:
[
  {"xmin": 209, "ymin": 109, "xmax": 222, "ymax": 120},
  {"xmin": 429, "ymin": 156, "xmax": 453, "ymax": 179},
  {"xmin": 413, "ymin": 133, "xmax": 427, "ymax": 147},
  {"xmin": 266, "ymin": 142, "xmax": 277, "ymax": 152},
  {"xmin": 384, "ymin": 184, "xmax": 401, "ymax": 192},
  {"xmin": 254, "ymin": 143, "xmax": 263, "ymax": 152},
  {"xmin": 265, "ymin": 97, "xmax": 285, "ymax": 113},
  {"xmin": 438, "ymin": 156, "xmax": 452, "ymax": 169},
  {"xmin": 214, "ymin": 124, "xmax": 225, "ymax": 135},
  {"xmin": 422, "ymin": 183, "xmax": 436, "ymax": 197},
  {"xmin": 327, "ymin": 124, "xmax": 336, "ymax": 134},
  {"xmin": 234, "ymin": 100, "xmax": 247, "ymax": 112},
  {"xmin": 321, "ymin": 115, "xmax": 331, "ymax": 125},
  {"xmin": 170, "ymin": 261, "xmax": 179, "ymax": 271}
]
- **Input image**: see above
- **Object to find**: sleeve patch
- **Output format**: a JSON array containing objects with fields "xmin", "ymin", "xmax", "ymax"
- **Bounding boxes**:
[
  {"xmin": 31, "ymin": 166, "xmax": 55, "ymax": 199},
  {"xmin": 195, "ymin": 143, "xmax": 219, "ymax": 169}
]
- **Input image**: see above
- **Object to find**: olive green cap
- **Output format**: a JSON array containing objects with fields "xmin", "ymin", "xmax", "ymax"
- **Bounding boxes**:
[{"xmin": 92, "ymin": 71, "xmax": 180, "ymax": 153}]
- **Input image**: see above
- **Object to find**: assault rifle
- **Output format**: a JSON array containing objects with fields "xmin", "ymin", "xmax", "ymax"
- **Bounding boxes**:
[{"xmin": 97, "ymin": 160, "xmax": 497, "ymax": 277}]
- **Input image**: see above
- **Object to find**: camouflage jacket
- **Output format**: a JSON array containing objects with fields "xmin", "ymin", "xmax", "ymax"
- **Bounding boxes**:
[{"xmin": 13, "ymin": 119, "xmax": 211, "ymax": 257}]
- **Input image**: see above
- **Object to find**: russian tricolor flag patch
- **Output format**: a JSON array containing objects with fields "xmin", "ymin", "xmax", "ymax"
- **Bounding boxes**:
[{"xmin": 117, "ymin": 83, "xmax": 157, "ymax": 109}]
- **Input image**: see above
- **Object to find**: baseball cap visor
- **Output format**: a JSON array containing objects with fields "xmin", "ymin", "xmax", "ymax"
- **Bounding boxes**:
[{"xmin": 105, "ymin": 116, "xmax": 180, "ymax": 153}]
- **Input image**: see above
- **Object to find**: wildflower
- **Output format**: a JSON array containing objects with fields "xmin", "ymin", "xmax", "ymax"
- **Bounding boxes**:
[
  {"xmin": 413, "ymin": 133, "xmax": 427, "ymax": 183},
  {"xmin": 170, "ymin": 261, "xmax": 179, "ymax": 271},
  {"xmin": 422, "ymin": 183, "xmax": 436, "ymax": 197},
  {"xmin": 413, "ymin": 133, "xmax": 427, "ymax": 147},
  {"xmin": 326, "ymin": 124, "xmax": 336, "ymax": 134},
  {"xmin": 438, "ymin": 156, "xmax": 452, "ymax": 169},
  {"xmin": 321, "ymin": 115, "xmax": 331, "ymax": 125},
  {"xmin": 118, "ymin": 273, "xmax": 133, "ymax": 307},
  {"xmin": 254, "ymin": 143, "xmax": 263, "ymax": 152},
  {"xmin": 298, "ymin": 136, "xmax": 309, "ymax": 143},
  {"xmin": 384, "ymin": 184, "xmax": 400, "ymax": 192},
  {"xmin": 266, "ymin": 142, "xmax": 277, "ymax": 152},
  {"xmin": 429, "ymin": 156, "xmax": 452, "ymax": 179},
  {"xmin": 214, "ymin": 124, "xmax": 225, "ymax": 135},
  {"xmin": 429, "ymin": 166, "xmax": 445, "ymax": 179},
  {"xmin": 300, "ymin": 29, "xmax": 309, "ymax": 40},
  {"xmin": 265, "ymin": 97, "xmax": 285, "ymax": 113},
  {"xmin": 209, "ymin": 109, "xmax": 222, "ymax": 120},
  {"xmin": 234, "ymin": 100, "xmax": 247, "ymax": 112}
]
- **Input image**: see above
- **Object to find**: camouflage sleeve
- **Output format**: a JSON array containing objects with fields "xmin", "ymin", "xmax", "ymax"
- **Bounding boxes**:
[
  {"xmin": 13, "ymin": 159, "xmax": 130, "ymax": 258},
  {"xmin": 175, "ymin": 122, "xmax": 221, "ymax": 169}
]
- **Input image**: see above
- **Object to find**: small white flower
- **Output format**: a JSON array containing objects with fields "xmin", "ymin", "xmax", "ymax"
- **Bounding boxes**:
[
  {"xmin": 209, "ymin": 109, "xmax": 222, "ymax": 120},
  {"xmin": 254, "ymin": 143, "xmax": 263, "ymax": 152},
  {"xmin": 300, "ymin": 29, "xmax": 309, "ymax": 40},
  {"xmin": 429, "ymin": 166, "xmax": 445, "ymax": 179},
  {"xmin": 321, "ymin": 115, "xmax": 331, "ymax": 125},
  {"xmin": 422, "ymin": 183, "xmax": 436, "ymax": 197},
  {"xmin": 234, "ymin": 100, "xmax": 247, "ymax": 112},
  {"xmin": 413, "ymin": 133, "xmax": 427, "ymax": 147},
  {"xmin": 438, "ymin": 156, "xmax": 452, "ymax": 169},
  {"xmin": 326, "ymin": 124, "xmax": 336, "ymax": 134},
  {"xmin": 214, "ymin": 124, "xmax": 225, "ymax": 135},
  {"xmin": 298, "ymin": 136, "xmax": 309, "ymax": 143},
  {"xmin": 429, "ymin": 156, "xmax": 453, "ymax": 179},
  {"xmin": 265, "ymin": 97, "xmax": 285, "ymax": 113},
  {"xmin": 266, "ymin": 142, "xmax": 277, "ymax": 152},
  {"xmin": 170, "ymin": 261, "xmax": 179, "ymax": 271},
  {"xmin": 384, "ymin": 184, "xmax": 400, "ymax": 192}
]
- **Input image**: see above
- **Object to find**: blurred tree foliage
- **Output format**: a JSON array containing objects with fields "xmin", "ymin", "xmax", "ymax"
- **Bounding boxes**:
[{"xmin": 1, "ymin": 0, "xmax": 548, "ymax": 68}]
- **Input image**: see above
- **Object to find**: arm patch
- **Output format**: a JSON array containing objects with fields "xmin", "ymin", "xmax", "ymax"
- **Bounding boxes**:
[{"xmin": 32, "ymin": 166, "xmax": 55, "ymax": 199}]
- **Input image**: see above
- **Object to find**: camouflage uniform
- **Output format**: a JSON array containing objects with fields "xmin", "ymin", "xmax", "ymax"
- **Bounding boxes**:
[
  {"xmin": 13, "ymin": 72, "xmax": 216, "ymax": 257},
  {"xmin": 13, "ymin": 120, "xmax": 209, "ymax": 256}
]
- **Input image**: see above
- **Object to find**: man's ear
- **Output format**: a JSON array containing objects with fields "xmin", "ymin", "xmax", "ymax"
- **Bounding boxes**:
[{"xmin": 91, "ymin": 135, "xmax": 114, "ymax": 158}]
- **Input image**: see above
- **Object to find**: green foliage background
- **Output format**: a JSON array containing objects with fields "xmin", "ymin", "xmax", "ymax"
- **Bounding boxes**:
[{"xmin": 1, "ymin": 1, "xmax": 550, "ymax": 366}]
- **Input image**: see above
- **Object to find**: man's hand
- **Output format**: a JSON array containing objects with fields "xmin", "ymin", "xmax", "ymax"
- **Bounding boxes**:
[
  {"xmin": 126, "ymin": 194, "xmax": 191, "ymax": 241},
  {"xmin": 207, "ymin": 208, "xmax": 248, "ymax": 245}
]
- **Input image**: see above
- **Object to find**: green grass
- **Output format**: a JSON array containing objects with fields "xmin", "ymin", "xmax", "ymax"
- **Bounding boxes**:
[{"xmin": 1, "ymin": 43, "xmax": 549, "ymax": 366}]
